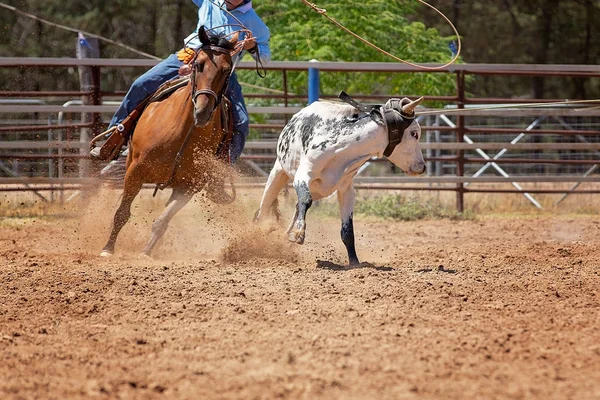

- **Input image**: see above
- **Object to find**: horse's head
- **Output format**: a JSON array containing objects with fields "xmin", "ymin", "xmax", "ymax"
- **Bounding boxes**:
[{"xmin": 191, "ymin": 26, "xmax": 238, "ymax": 127}]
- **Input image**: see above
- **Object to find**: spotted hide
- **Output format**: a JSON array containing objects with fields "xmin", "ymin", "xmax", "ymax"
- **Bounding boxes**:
[{"xmin": 254, "ymin": 97, "xmax": 426, "ymax": 266}]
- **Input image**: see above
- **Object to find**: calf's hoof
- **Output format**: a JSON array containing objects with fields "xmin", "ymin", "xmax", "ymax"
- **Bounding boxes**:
[
  {"xmin": 137, "ymin": 252, "xmax": 152, "ymax": 260},
  {"xmin": 100, "ymin": 250, "xmax": 113, "ymax": 257},
  {"xmin": 287, "ymin": 229, "xmax": 305, "ymax": 245},
  {"xmin": 349, "ymin": 258, "xmax": 361, "ymax": 267}
]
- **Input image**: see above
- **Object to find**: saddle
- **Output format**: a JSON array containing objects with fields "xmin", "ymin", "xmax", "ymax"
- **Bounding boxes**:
[{"xmin": 90, "ymin": 76, "xmax": 234, "ymax": 163}]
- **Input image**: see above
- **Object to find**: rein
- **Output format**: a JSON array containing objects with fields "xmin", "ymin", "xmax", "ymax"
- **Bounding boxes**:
[
  {"xmin": 207, "ymin": 23, "xmax": 267, "ymax": 78},
  {"xmin": 204, "ymin": 0, "xmax": 268, "ymax": 77},
  {"xmin": 191, "ymin": 45, "xmax": 231, "ymax": 112},
  {"xmin": 153, "ymin": 44, "xmax": 234, "ymax": 196}
]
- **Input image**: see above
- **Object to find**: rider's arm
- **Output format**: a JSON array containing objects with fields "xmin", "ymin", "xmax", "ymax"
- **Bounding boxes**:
[{"xmin": 247, "ymin": 19, "xmax": 271, "ymax": 65}]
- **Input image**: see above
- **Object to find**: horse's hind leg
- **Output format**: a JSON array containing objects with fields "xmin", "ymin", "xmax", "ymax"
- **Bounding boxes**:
[
  {"xmin": 100, "ymin": 173, "xmax": 143, "ymax": 256},
  {"xmin": 141, "ymin": 186, "xmax": 193, "ymax": 257}
]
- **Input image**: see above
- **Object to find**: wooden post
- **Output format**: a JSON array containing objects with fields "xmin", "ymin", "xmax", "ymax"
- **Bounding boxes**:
[{"xmin": 76, "ymin": 34, "xmax": 100, "ymax": 178}]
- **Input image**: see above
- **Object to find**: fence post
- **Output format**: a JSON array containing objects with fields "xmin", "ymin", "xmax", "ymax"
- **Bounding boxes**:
[
  {"xmin": 456, "ymin": 71, "xmax": 465, "ymax": 213},
  {"xmin": 308, "ymin": 59, "xmax": 320, "ymax": 104},
  {"xmin": 76, "ymin": 34, "xmax": 100, "ymax": 178}
]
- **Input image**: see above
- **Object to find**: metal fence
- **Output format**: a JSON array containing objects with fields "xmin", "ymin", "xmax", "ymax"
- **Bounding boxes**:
[{"xmin": 1, "ymin": 57, "xmax": 599, "ymax": 210}]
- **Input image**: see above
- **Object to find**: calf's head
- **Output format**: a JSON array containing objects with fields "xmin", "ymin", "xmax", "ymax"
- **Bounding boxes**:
[{"xmin": 385, "ymin": 97, "xmax": 426, "ymax": 176}]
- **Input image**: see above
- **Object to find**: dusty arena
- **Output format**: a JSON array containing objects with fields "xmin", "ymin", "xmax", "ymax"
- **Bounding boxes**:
[{"xmin": 1, "ymin": 188, "xmax": 599, "ymax": 399}]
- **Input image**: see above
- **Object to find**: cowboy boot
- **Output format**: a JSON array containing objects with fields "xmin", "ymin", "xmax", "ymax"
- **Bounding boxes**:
[
  {"xmin": 90, "ymin": 124, "xmax": 127, "ymax": 161},
  {"xmin": 205, "ymin": 173, "xmax": 236, "ymax": 204}
]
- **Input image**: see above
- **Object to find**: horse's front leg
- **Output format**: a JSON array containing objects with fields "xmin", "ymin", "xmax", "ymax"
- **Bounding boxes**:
[
  {"xmin": 337, "ymin": 183, "xmax": 359, "ymax": 266},
  {"xmin": 288, "ymin": 171, "xmax": 312, "ymax": 245},
  {"xmin": 101, "ymin": 173, "xmax": 143, "ymax": 257},
  {"xmin": 141, "ymin": 186, "xmax": 193, "ymax": 256}
]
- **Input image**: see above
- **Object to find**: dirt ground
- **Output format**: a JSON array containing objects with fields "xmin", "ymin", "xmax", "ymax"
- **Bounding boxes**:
[{"xmin": 1, "ymin": 190, "xmax": 599, "ymax": 399}]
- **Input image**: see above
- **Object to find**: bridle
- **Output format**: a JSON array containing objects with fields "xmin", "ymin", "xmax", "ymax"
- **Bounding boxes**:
[
  {"xmin": 190, "ymin": 45, "xmax": 233, "ymax": 113},
  {"xmin": 154, "ymin": 44, "xmax": 233, "ymax": 196}
]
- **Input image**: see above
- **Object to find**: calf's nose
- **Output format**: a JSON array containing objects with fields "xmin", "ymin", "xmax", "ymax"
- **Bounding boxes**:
[{"xmin": 411, "ymin": 162, "xmax": 426, "ymax": 175}]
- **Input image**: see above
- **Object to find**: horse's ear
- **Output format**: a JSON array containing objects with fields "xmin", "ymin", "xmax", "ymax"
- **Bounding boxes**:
[
  {"xmin": 229, "ymin": 32, "xmax": 240, "ymax": 46},
  {"xmin": 198, "ymin": 26, "xmax": 210, "ymax": 46}
]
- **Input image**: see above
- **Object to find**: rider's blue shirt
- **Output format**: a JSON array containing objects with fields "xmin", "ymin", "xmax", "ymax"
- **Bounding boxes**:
[{"xmin": 187, "ymin": 0, "xmax": 271, "ymax": 65}]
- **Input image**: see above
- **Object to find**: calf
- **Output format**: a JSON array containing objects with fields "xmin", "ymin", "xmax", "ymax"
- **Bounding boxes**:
[{"xmin": 254, "ymin": 95, "xmax": 425, "ymax": 265}]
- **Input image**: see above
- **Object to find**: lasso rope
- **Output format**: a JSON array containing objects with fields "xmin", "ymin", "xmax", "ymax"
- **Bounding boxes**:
[
  {"xmin": 417, "ymin": 99, "xmax": 600, "ymax": 115},
  {"xmin": 300, "ymin": 0, "xmax": 461, "ymax": 70},
  {"xmin": 205, "ymin": 0, "xmax": 255, "ymax": 54},
  {"xmin": 203, "ymin": 0, "xmax": 266, "ymax": 77},
  {"xmin": 0, "ymin": 2, "xmax": 161, "ymax": 60}
]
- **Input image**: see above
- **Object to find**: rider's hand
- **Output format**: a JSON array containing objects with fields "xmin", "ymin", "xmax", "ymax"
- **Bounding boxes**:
[{"xmin": 243, "ymin": 37, "xmax": 257, "ymax": 52}]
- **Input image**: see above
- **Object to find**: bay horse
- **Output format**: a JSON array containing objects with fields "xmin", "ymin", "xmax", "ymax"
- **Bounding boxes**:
[{"xmin": 100, "ymin": 27, "xmax": 237, "ymax": 257}]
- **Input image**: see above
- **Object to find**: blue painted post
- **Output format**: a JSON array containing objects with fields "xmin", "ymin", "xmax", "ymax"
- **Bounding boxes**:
[{"xmin": 308, "ymin": 59, "xmax": 320, "ymax": 104}]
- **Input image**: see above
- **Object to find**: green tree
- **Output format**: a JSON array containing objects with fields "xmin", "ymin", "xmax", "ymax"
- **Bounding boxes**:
[
  {"xmin": 238, "ymin": 0, "xmax": 459, "ymax": 103},
  {"xmin": 418, "ymin": 0, "xmax": 600, "ymax": 99}
]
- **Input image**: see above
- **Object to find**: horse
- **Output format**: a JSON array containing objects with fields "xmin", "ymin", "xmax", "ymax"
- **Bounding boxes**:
[{"xmin": 99, "ymin": 27, "xmax": 237, "ymax": 257}]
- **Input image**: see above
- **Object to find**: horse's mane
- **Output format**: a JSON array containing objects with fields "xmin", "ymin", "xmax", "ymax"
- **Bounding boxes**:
[{"xmin": 206, "ymin": 31, "xmax": 235, "ymax": 50}]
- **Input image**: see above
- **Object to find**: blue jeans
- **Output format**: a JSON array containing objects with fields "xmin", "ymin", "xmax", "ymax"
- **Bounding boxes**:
[
  {"xmin": 108, "ymin": 54, "xmax": 183, "ymax": 129},
  {"xmin": 227, "ymin": 72, "xmax": 249, "ymax": 163},
  {"xmin": 109, "ymin": 53, "xmax": 249, "ymax": 163}
]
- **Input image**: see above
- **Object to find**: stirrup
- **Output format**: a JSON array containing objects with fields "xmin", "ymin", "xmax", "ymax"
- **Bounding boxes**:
[
  {"xmin": 205, "ymin": 173, "xmax": 236, "ymax": 205},
  {"xmin": 90, "ymin": 125, "xmax": 127, "ymax": 161}
]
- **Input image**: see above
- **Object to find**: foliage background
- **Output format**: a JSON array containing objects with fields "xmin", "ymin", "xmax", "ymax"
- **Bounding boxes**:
[{"xmin": 0, "ymin": 0, "xmax": 598, "ymax": 99}]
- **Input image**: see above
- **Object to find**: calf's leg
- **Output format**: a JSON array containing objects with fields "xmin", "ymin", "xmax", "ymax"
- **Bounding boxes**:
[
  {"xmin": 254, "ymin": 159, "xmax": 288, "ymax": 222},
  {"xmin": 337, "ymin": 184, "xmax": 359, "ymax": 265},
  {"xmin": 288, "ymin": 172, "xmax": 312, "ymax": 244}
]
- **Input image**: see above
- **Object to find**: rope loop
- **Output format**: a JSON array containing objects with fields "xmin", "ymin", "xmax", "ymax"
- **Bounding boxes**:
[{"xmin": 301, "ymin": 0, "xmax": 462, "ymax": 71}]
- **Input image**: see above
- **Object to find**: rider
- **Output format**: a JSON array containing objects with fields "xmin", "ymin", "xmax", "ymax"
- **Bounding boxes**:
[{"xmin": 91, "ymin": 0, "xmax": 270, "ymax": 164}]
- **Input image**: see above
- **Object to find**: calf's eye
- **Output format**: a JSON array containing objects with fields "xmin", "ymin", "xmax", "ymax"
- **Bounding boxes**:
[{"xmin": 411, "ymin": 131, "xmax": 419, "ymax": 139}]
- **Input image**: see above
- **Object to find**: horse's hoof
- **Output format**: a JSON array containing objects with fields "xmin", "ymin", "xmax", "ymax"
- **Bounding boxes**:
[
  {"xmin": 100, "ymin": 250, "xmax": 113, "ymax": 257},
  {"xmin": 137, "ymin": 252, "xmax": 152, "ymax": 260}
]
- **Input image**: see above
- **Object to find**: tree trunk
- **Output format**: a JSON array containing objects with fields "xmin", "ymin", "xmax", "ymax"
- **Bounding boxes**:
[
  {"xmin": 532, "ymin": 0, "xmax": 559, "ymax": 99},
  {"xmin": 453, "ymin": 0, "xmax": 461, "ymax": 31},
  {"xmin": 572, "ymin": 0, "xmax": 593, "ymax": 99},
  {"xmin": 176, "ymin": 0, "xmax": 184, "ymax": 45},
  {"xmin": 150, "ymin": 0, "xmax": 158, "ymax": 56}
]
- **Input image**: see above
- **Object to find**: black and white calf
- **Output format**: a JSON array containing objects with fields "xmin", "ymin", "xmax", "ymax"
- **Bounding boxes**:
[{"xmin": 254, "ymin": 96, "xmax": 426, "ymax": 265}]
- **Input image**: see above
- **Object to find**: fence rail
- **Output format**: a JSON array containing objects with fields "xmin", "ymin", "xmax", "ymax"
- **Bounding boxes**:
[{"xmin": 1, "ymin": 58, "xmax": 600, "ymax": 210}]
